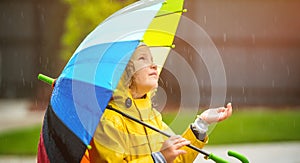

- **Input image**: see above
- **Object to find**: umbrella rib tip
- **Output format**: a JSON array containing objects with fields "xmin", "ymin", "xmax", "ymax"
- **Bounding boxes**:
[{"xmin": 87, "ymin": 145, "xmax": 92, "ymax": 150}]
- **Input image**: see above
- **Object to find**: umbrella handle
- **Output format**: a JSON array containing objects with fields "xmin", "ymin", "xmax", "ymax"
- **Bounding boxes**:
[
  {"xmin": 207, "ymin": 150, "xmax": 249, "ymax": 163},
  {"xmin": 207, "ymin": 153, "xmax": 229, "ymax": 163},
  {"xmin": 228, "ymin": 150, "xmax": 249, "ymax": 163},
  {"xmin": 38, "ymin": 74, "xmax": 56, "ymax": 87}
]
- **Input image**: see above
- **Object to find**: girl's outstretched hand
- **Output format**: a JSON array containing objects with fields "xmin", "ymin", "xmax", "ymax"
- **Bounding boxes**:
[{"xmin": 199, "ymin": 103, "xmax": 233, "ymax": 124}]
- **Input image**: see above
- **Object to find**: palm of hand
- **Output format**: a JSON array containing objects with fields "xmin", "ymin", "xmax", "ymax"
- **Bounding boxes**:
[{"xmin": 200, "ymin": 103, "xmax": 232, "ymax": 124}]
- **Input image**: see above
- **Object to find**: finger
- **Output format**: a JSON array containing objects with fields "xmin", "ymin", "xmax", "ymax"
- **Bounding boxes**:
[
  {"xmin": 176, "ymin": 149, "xmax": 187, "ymax": 155},
  {"xmin": 227, "ymin": 103, "xmax": 233, "ymax": 116},
  {"xmin": 222, "ymin": 104, "xmax": 232, "ymax": 117},
  {"xmin": 170, "ymin": 135, "xmax": 181, "ymax": 140},
  {"xmin": 177, "ymin": 137, "xmax": 188, "ymax": 143},
  {"xmin": 168, "ymin": 135, "xmax": 181, "ymax": 142},
  {"xmin": 217, "ymin": 107, "xmax": 226, "ymax": 113},
  {"xmin": 226, "ymin": 103, "xmax": 232, "ymax": 110},
  {"xmin": 175, "ymin": 138, "xmax": 189, "ymax": 146},
  {"xmin": 227, "ymin": 107, "xmax": 232, "ymax": 117},
  {"xmin": 218, "ymin": 113, "xmax": 227, "ymax": 121},
  {"xmin": 168, "ymin": 135, "xmax": 182, "ymax": 145},
  {"xmin": 172, "ymin": 137, "xmax": 185, "ymax": 145},
  {"xmin": 218, "ymin": 107, "xmax": 232, "ymax": 122},
  {"xmin": 175, "ymin": 140, "xmax": 190, "ymax": 149}
]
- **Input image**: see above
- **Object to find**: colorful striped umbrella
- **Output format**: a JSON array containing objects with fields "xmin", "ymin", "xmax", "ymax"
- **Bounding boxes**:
[{"xmin": 37, "ymin": 0, "xmax": 186, "ymax": 162}]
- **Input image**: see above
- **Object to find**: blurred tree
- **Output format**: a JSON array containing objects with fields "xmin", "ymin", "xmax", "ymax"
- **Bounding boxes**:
[{"xmin": 60, "ymin": 0, "xmax": 136, "ymax": 60}]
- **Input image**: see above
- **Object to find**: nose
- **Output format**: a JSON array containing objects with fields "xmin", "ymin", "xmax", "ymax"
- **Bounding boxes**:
[{"xmin": 150, "ymin": 63, "xmax": 157, "ymax": 70}]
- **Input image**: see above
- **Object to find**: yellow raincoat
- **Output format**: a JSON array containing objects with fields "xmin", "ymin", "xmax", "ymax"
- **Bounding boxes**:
[{"xmin": 86, "ymin": 88, "xmax": 208, "ymax": 162}]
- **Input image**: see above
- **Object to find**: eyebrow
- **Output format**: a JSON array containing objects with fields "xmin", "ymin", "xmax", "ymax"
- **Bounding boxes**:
[{"xmin": 138, "ymin": 53, "xmax": 150, "ymax": 59}]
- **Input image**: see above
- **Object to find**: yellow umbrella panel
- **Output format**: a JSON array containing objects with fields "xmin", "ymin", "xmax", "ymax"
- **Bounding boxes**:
[{"xmin": 143, "ymin": 0, "xmax": 186, "ymax": 74}]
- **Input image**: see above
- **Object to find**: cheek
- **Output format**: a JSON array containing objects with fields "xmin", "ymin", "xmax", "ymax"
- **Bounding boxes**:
[
  {"xmin": 134, "ymin": 72, "xmax": 157, "ymax": 87},
  {"xmin": 133, "ymin": 72, "xmax": 147, "ymax": 85}
]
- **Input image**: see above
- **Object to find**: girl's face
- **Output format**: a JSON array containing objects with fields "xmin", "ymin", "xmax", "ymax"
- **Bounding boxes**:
[{"xmin": 131, "ymin": 46, "xmax": 158, "ymax": 95}]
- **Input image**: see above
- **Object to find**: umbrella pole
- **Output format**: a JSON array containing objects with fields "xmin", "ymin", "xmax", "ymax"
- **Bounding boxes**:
[
  {"xmin": 106, "ymin": 106, "xmax": 210, "ymax": 155},
  {"xmin": 106, "ymin": 105, "xmax": 232, "ymax": 163}
]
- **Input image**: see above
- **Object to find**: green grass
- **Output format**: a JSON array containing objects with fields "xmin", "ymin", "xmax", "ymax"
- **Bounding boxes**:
[
  {"xmin": 207, "ymin": 109, "xmax": 300, "ymax": 145},
  {"xmin": 0, "ymin": 108, "xmax": 300, "ymax": 155},
  {"xmin": 163, "ymin": 108, "xmax": 300, "ymax": 145},
  {"xmin": 0, "ymin": 125, "xmax": 41, "ymax": 155}
]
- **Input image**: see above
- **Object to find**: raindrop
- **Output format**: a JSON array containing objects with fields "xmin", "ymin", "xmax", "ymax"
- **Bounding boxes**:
[
  {"xmin": 1, "ymin": 12, "xmax": 5, "ymax": 19},
  {"xmin": 242, "ymin": 87, "xmax": 245, "ymax": 94},
  {"xmin": 223, "ymin": 33, "xmax": 227, "ymax": 42},
  {"xmin": 41, "ymin": 14, "xmax": 45, "ymax": 24},
  {"xmin": 262, "ymin": 63, "xmax": 265, "ymax": 71},
  {"xmin": 286, "ymin": 66, "xmax": 290, "ymax": 76},
  {"xmin": 251, "ymin": 34, "xmax": 256, "ymax": 44},
  {"xmin": 22, "ymin": 78, "xmax": 25, "ymax": 86},
  {"xmin": 21, "ymin": 11, "xmax": 24, "ymax": 18},
  {"xmin": 8, "ymin": 17, "xmax": 12, "ymax": 24},
  {"xmin": 263, "ymin": 29, "xmax": 267, "ymax": 37},
  {"xmin": 272, "ymin": 80, "xmax": 275, "ymax": 88},
  {"xmin": 273, "ymin": 16, "xmax": 278, "ymax": 23},
  {"xmin": 170, "ymin": 87, "xmax": 173, "ymax": 94},
  {"xmin": 189, "ymin": 52, "xmax": 192, "ymax": 61},
  {"xmin": 199, "ymin": 47, "xmax": 203, "ymax": 56},
  {"xmin": 20, "ymin": 69, "xmax": 24, "ymax": 76},
  {"xmin": 189, "ymin": 55, "xmax": 193, "ymax": 61},
  {"xmin": 203, "ymin": 16, "xmax": 207, "ymax": 25},
  {"xmin": 280, "ymin": 56, "xmax": 285, "ymax": 64}
]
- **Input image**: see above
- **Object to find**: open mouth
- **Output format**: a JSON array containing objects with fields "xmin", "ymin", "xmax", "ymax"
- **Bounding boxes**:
[{"xmin": 149, "ymin": 72, "xmax": 157, "ymax": 77}]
